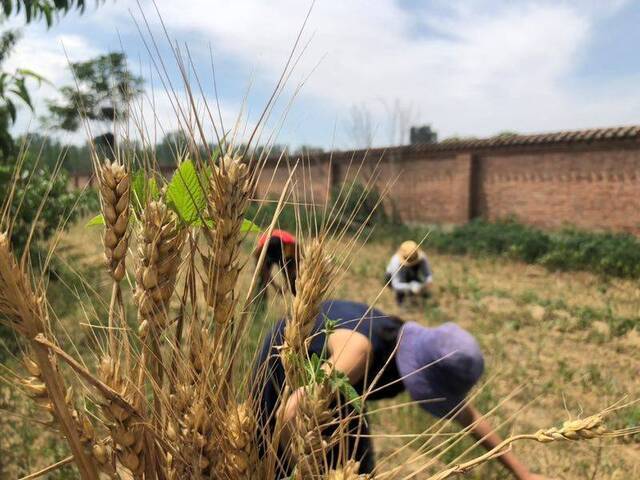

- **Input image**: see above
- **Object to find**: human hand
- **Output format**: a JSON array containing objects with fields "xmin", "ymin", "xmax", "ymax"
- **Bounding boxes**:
[
  {"xmin": 410, "ymin": 282, "xmax": 422, "ymax": 294},
  {"xmin": 279, "ymin": 387, "xmax": 306, "ymax": 424}
]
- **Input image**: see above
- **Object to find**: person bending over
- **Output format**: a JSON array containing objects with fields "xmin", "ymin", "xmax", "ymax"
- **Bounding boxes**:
[
  {"xmin": 254, "ymin": 229, "xmax": 298, "ymax": 301},
  {"xmin": 254, "ymin": 300, "xmax": 547, "ymax": 479},
  {"xmin": 386, "ymin": 240, "xmax": 433, "ymax": 305}
]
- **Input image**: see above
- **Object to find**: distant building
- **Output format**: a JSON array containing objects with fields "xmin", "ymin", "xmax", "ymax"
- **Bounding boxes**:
[{"xmin": 410, "ymin": 125, "xmax": 437, "ymax": 145}]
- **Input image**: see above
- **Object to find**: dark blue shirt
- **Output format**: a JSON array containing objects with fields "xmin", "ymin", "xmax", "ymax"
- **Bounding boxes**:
[{"xmin": 253, "ymin": 300, "xmax": 404, "ymax": 475}]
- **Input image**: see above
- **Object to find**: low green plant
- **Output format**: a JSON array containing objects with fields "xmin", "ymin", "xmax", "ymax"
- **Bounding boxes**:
[
  {"xmin": 411, "ymin": 219, "xmax": 640, "ymax": 280},
  {"xmin": 0, "ymin": 154, "xmax": 81, "ymax": 254}
]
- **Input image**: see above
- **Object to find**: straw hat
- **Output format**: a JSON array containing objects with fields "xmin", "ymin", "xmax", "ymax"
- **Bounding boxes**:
[{"xmin": 397, "ymin": 240, "xmax": 424, "ymax": 266}]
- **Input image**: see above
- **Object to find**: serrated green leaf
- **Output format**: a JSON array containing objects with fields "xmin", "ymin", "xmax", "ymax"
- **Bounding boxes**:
[
  {"xmin": 241, "ymin": 218, "xmax": 261, "ymax": 233},
  {"xmin": 304, "ymin": 353, "xmax": 326, "ymax": 385},
  {"xmin": 86, "ymin": 214, "xmax": 105, "ymax": 227},
  {"xmin": 330, "ymin": 371, "xmax": 362, "ymax": 413},
  {"xmin": 166, "ymin": 159, "xmax": 208, "ymax": 225},
  {"xmin": 322, "ymin": 314, "xmax": 339, "ymax": 337},
  {"xmin": 193, "ymin": 217, "xmax": 215, "ymax": 228}
]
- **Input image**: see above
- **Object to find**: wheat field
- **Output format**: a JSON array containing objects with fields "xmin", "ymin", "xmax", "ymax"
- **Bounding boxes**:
[{"xmin": 1, "ymin": 205, "xmax": 637, "ymax": 479}]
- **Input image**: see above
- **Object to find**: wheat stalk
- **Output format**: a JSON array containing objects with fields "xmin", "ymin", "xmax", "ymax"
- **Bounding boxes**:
[
  {"xmin": 425, "ymin": 410, "xmax": 634, "ymax": 480},
  {"xmin": 0, "ymin": 233, "xmax": 101, "ymax": 479}
]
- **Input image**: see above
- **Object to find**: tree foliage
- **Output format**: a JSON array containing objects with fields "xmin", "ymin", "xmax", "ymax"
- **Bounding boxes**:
[
  {"xmin": 0, "ymin": 29, "xmax": 46, "ymax": 128},
  {"xmin": 47, "ymin": 52, "xmax": 144, "ymax": 133},
  {"xmin": 0, "ymin": 153, "xmax": 87, "ymax": 252},
  {"xmin": 1, "ymin": 0, "xmax": 102, "ymax": 27}
]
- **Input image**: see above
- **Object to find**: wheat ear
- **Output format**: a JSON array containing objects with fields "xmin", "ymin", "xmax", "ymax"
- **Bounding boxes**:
[
  {"xmin": 135, "ymin": 199, "xmax": 185, "ymax": 334},
  {"xmin": 98, "ymin": 160, "xmax": 131, "ymax": 365},
  {"xmin": 426, "ymin": 410, "xmax": 631, "ymax": 480},
  {"xmin": 0, "ymin": 233, "xmax": 100, "ymax": 479},
  {"xmin": 282, "ymin": 238, "xmax": 334, "ymax": 383},
  {"xmin": 277, "ymin": 238, "xmax": 336, "ymax": 477},
  {"xmin": 20, "ymin": 354, "xmax": 116, "ymax": 476},
  {"xmin": 326, "ymin": 460, "xmax": 370, "ymax": 479},
  {"xmin": 291, "ymin": 382, "xmax": 336, "ymax": 479},
  {"xmin": 99, "ymin": 160, "xmax": 131, "ymax": 283},
  {"xmin": 98, "ymin": 355, "xmax": 148, "ymax": 478},
  {"xmin": 218, "ymin": 400, "xmax": 260, "ymax": 479},
  {"xmin": 202, "ymin": 153, "xmax": 252, "ymax": 326},
  {"xmin": 135, "ymin": 199, "xmax": 185, "ymax": 399}
]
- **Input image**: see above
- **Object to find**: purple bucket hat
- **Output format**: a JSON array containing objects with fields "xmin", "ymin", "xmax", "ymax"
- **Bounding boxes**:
[{"xmin": 395, "ymin": 322, "xmax": 484, "ymax": 418}]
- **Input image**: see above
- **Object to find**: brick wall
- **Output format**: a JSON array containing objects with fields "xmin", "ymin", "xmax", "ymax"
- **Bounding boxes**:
[
  {"xmin": 475, "ymin": 146, "xmax": 640, "ymax": 233},
  {"xmin": 70, "ymin": 127, "xmax": 640, "ymax": 234},
  {"xmin": 255, "ymin": 128, "xmax": 640, "ymax": 234}
]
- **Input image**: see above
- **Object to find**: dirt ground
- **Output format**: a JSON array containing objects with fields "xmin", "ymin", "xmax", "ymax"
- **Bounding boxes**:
[
  {"xmin": 329, "ymin": 241, "xmax": 640, "ymax": 479},
  {"xmin": 2, "ymin": 223, "xmax": 639, "ymax": 479}
]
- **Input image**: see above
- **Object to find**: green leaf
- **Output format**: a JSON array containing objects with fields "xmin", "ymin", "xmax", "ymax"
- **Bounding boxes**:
[
  {"xmin": 304, "ymin": 353, "xmax": 326, "ymax": 385},
  {"xmin": 17, "ymin": 68, "xmax": 50, "ymax": 85},
  {"xmin": 241, "ymin": 218, "xmax": 260, "ymax": 233},
  {"xmin": 166, "ymin": 159, "xmax": 208, "ymax": 225},
  {"xmin": 5, "ymin": 99, "xmax": 15, "ymax": 123},
  {"xmin": 330, "ymin": 371, "xmax": 362, "ymax": 413},
  {"xmin": 131, "ymin": 170, "xmax": 159, "ymax": 214},
  {"xmin": 322, "ymin": 314, "xmax": 339, "ymax": 337},
  {"xmin": 192, "ymin": 217, "xmax": 214, "ymax": 228},
  {"xmin": 86, "ymin": 214, "xmax": 105, "ymax": 227}
]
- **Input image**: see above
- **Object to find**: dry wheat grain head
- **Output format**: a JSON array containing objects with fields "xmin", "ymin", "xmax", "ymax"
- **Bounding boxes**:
[{"xmin": 99, "ymin": 160, "xmax": 131, "ymax": 283}]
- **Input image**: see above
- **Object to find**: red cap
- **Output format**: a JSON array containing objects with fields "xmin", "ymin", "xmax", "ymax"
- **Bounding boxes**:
[{"xmin": 257, "ymin": 229, "xmax": 296, "ymax": 247}]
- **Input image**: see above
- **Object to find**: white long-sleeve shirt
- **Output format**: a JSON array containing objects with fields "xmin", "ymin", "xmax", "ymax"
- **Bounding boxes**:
[{"xmin": 385, "ymin": 253, "xmax": 433, "ymax": 293}]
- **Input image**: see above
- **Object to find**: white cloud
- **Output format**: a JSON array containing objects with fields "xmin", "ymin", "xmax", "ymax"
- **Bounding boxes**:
[
  {"xmin": 7, "ymin": 0, "xmax": 640, "ymax": 148},
  {"xmin": 121, "ymin": 0, "xmax": 640, "ymax": 146},
  {"xmin": 5, "ymin": 30, "xmax": 100, "ymax": 142}
]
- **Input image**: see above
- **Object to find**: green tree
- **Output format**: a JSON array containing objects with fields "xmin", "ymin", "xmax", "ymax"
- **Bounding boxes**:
[
  {"xmin": 1, "ymin": 1, "xmax": 100, "ymax": 26},
  {"xmin": 46, "ymin": 52, "xmax": 144, "ymax": 155},
  {"xmin": 0, "ymin": 1, "xmax": 105, "ymax": 159},
  {"xmin": 0, "ymin": 29, "xmax": 44, "ymax": 149},
  {"xmin": 156, "ymin": 130, "xmax": 189, "ymax": 167}
]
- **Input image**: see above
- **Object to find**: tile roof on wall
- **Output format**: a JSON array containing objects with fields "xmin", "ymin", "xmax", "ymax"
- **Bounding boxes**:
[
  {"xmin": 417, "ymin": 125, "xmax": 640, "ymax": 152},
  {"xmin": 264, "ymin": 125, "xmax": 640, "ymax": 164}
]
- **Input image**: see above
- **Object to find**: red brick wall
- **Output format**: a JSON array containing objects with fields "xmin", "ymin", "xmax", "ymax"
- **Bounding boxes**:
[
  {"xmin": 69, "ymin": 140, "xmax": 638, "ymax": 234},
  {"xmin": 257, "ymin": 151, "xmax": 474, "ymax": 225},
  {"xmin": 374, "ymin": 152, "xmax": 472, "ymax": 224},
  {"xmin": 475, "ymin": 146, "xmax": 640, "ymax": 233},
  {"xmin": 255, "ymin": 158, "xmax": 333, "ymax": 206},
  {"xmin": 255, "ymin": 143, "xmax": 640, "ymax": 234}
]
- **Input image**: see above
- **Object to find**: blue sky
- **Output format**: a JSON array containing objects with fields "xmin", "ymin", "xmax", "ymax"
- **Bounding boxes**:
[{"xmin": 5, "ymin": 0, "xmax": 640, "ymax": 149}]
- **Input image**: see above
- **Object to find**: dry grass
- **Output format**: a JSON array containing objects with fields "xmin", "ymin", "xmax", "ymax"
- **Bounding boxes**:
[
  {"xmin": 331, "ymin": 243, "xmax": 640, "ymax": 479},
  {"xmin": 0, "ymin": 209, "xmax": 637, "ymax": 479}
]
